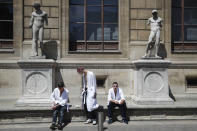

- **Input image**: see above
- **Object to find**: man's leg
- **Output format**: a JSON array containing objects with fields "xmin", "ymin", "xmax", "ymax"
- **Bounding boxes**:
[
  {"xmin": 143, "ymin": 31, "xmax": 155, "ymax": 57},
  {"xmin": 108, "ymin": 102, "xmax": 116, "ymax": 123},
  {"xmin": 155, "ymin": 30, "xmax": 161, "ymax": 58},
  {"xmin": 32, "ymin": 26, "xmax": 39, "ymax": 56},
  {"xmin": 59, "ymin": 106, "xmax": 67, "ymax": 124},
  {"xmin": 119, "ymin": 102, "xmax": 128, "ymax": 124},
  {"xmin": 39, "ymin": 27, "xmax": 45, "ymax": 56},
  {"xmin": 84, "ymin": 103, "xmax": 92, "ymax": 124},
  {"xmin": 50, "ymin": 107, "xmax": 60, "ymax": 129},
  {"xmin": 91, "ymin": 110, "xmax": 97, "ymax": 125}
]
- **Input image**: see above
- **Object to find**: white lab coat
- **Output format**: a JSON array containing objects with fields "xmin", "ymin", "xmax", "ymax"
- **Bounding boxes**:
[
  {"xmin": 107, "ymin": 88, "xmax": 125, "ymax": 105},
  {"xmin": 50, "ymin": 88, "xmax": 69, "ymax": 107},
  {"xmin": 82, "ymin": 71, "xmax": 99, "ymax": 112}
]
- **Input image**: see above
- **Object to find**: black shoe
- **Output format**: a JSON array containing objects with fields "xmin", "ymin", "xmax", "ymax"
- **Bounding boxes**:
[
  {"xmin": 108, "ymin": 118, "xmax": 113, "ymax": 124},
  {"xmin": 50, "ymin": 123, "xmax": 56, "ymax": 130},
  {"xmin": 57, "ymin": 123, "xmax": 63, "ymax": 130},
  {"xmin": 121, "ymin": 119, "xmax": 128, "ymax": 124}
]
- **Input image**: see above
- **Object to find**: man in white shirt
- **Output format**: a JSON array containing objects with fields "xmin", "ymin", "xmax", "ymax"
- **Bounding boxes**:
[
  {"xmin": 143, "ymin": 10, "xmax": 162, "ymax": 58},
  {"xmin": 50, "ymin": 82, "xmax": 69, "ymax": 130},
  {"xmin": 107, "ymin": 82, "xmax": 128, "ymax": 124},
  {"xmin": 77, "ymin": 67, "xmax": 99, "ymax": 125}
]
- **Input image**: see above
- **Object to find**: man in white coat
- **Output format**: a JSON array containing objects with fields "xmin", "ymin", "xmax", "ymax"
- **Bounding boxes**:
[
  {"xmin": 107, "ymin": 82, "xmax": 128, "ymax": 124},
  {"xmin": 77, "ymin": 67, "xmax": 99, "ymax": 125},
  {"xmin": 50, "ymin": 82, "xmax": 69, "ymax": 130}
]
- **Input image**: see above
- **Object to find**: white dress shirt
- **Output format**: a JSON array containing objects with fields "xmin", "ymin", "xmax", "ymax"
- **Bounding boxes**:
[
  {"xmin": 107, "ymin": 88, "xmax": 125, "ymax": 105},
  {"xmin": 50, "ymin": 88, "xmax": 69, "ymax": 106}
]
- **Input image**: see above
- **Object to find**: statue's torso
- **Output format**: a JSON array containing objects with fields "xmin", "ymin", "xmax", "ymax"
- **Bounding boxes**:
[
  {"xmin": 32, "ymin": 11, "xmax": 47, "ymax": 27},
  {"xmin": 149, "ymin": 17, "xmax": 162, "ymax": 32}
]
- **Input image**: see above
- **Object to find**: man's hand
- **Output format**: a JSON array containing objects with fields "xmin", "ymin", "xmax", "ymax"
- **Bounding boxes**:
[
  {"xmin": 119, "ymin": 99, "xmax": 125, "ymax": 105},
  {"xmin": 52, "ymin": 103, "xmax": 59, "ymax": 110},
  {"xmin": 110, "ymin": 100, "xmax": 119, "ymax": 104},
  {"xmin": 93, "ymin": 93, "xmax": 96, "ymax": 99}
]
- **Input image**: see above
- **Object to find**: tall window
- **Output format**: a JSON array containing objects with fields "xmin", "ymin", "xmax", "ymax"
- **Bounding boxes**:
[
  {"xmin": 69, "ymin": 0, "xmax": 118, "ymax": 52},
  {"xmin": 0, "ymin": 0, "xmax": 13, "ymax": 49},
  {"xmin": 172, "ymin": 0, "xmax": 197, "ymax": 53}
]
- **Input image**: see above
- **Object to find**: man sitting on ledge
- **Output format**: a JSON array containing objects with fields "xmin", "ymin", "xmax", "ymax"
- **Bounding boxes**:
[
  {"xmin": 107, "ymin": 82, "xmax": 128, "ymax": 124},
  {"xmin": 50, "ymin": 82, "xmax": 69, "ymax": 130}
]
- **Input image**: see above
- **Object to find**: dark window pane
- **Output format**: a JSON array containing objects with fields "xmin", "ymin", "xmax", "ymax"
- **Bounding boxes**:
[
  {"xmin": 172, "ymin": 0, "xmax": 182, "ymax": 8},
  {"xmin": 69, "ymin": 0, "xmax": 84, "ymax": 5},
  {"xmin": 87, "ymin": 0, "xmax": 101, "ymax": 5},
  {"xmin": 184, "ymin": 9, "xmax": 197, "ymax": 25},
  {"xmin": 87, "ymin": 6, "xmax": 101, "ymax": 23},
  {"xmin": 69, "ymin": 6, "xmax": 84, "ymax": 22},
  {"xmin": 0, "ymin": 3, "xmax": 13, "ymax": 20},
  {"xmin": 184, "ymin": 26, "xmax": 197, "ymax": 41},
  {"xmin": 87, "ymin": 24, "xmax": 102, "ymax": 41},
  {"xmin": 104, "ymin": 0, "xmax": 118, "ymax": 5},
  {"xmin": 69, "ymin": 23, "xmax": 84, "ymax": 41},
  {"xmin": 0, "ymin": 0, "xmax": 12, "ymax": 3},
  {"xmin": 104, "ymin": 24, "xmax": 118, "ymax": 41},
  {"xmin": 104, "ymin": 7, "xmax": 118, "ymax": 23},
  {"xmin": 172, "ymin": 8, "xmax": 182, "ymax": 25},
  {"xmin": 0, "ymin": 21, "xmax": 13, "ymax": 39},
  {"xmin": 184, "ymin": 0, "xmax": 197, "ymax": 7},
  {"xmin": 172, "ymin": 25, "xmax": 182, "ymax": 41}
]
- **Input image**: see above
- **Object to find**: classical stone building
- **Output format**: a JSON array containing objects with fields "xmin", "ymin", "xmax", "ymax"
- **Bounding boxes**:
[{"xmin": 0, "ymin": 0, "xmax": 197, "ymax": 118}]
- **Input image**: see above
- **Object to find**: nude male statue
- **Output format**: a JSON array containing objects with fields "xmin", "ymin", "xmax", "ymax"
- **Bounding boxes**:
[
  {"xmin": 143, "ymin": 10, "xmax": 162, "ymax": 58},
  {"xmin": 29, "ymin": 2, "xmax": 48, "ymax": 57}
]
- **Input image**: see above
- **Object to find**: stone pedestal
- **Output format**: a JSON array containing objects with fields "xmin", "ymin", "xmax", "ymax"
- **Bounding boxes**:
[
  {"xmin": 16, "ymin": 59, "xmax": 56, "ymax": 107},
  {"xmin": 132, "ymin": 59, "xmax": 174, "ymax": 105}
]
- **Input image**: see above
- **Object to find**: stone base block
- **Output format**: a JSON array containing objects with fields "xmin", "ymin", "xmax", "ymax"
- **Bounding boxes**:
[
  {"xmin": 132, "ymin": 59, "xmax": 174, "ymax": 105},
  {"xmin": 16, "ymin": 59, "xmax": 55, "ymax": 107},
  {"xmin": 132, "ymin": 96, "xmax": 174, "ymax": 105}
]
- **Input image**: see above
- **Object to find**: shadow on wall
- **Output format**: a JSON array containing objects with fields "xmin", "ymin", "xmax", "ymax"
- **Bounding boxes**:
[
  {"xmin": 55, "ymin": 68, "xmax": 64, "ymax": 88},
  {"xmin": 43, "ymin": 41, "xmax": 58, "ymax": 60},
  {"xmin": 169, "ymin": 85, "xmax": 176, "ymax": 101},
  {"xmin": 158, "ymin": 43, "xmax": 167, "ymax": 59}
]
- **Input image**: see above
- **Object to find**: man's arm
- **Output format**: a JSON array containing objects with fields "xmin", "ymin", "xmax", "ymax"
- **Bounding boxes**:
[
  {"xmin": 50, "ymin": 90, "xmax": 60, "ymax": 110},
  {"xmin": 119, "ymin": 89, "xmax": 125, "ymax": 105},
  {"xmin": 44, "ymin": 13, "xmax": 48, "ymax": 26},
  {"xmin": 147, "ymin": 18, "xmax": 151, "ymax": 26},
  {"xmin": 29, "ymin": 13, "xmax": 34, "ymax": 28}
]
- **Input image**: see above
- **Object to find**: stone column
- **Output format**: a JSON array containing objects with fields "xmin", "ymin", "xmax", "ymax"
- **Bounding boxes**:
[
  {"xmin": 132, "ymin": 59, "xmax": 174, "ymax": 105},
  {"xmin": 16, "ymin": 59, "xmax": 56, "ymax": 107}
]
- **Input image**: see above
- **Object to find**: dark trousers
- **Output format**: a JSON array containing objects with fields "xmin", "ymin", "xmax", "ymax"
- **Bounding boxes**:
[
  {"xmin": 84, "ymin": 103, "xmax": 97, "ymax": 120},
  {"xmin": 52, "ymin": 105, "xmax": 67, "ymax": 124},
  {"xmin": 107, "ymin": 102, "xmax": 127, "ymax": 120}
]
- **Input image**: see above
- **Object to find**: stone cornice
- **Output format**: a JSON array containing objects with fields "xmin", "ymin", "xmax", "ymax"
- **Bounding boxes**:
[{"xmin": 0, "ymin": 60, "xmax": 197, "ymax": 69}]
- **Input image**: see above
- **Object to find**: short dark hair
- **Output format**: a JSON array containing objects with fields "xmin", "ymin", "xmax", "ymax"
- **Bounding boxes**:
[
  {"xmin": 33, "ymin": 2, "xmax": 41, "ymax": 7},
  {"xmin": 112, "ymin": 82, "xmax": 118, "ymax": 86},
  {"xmin": 57, "ymin": 82, "xmax": 64, "ymax": 88},
  {"xmin": 77, "ymin": 67, "xmax": 84, "ymax": 73}
]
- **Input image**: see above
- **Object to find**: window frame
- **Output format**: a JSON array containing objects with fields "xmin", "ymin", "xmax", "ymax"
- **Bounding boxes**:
[
  {"xmin": 172, "ymin": 0, "xmax": 197, "ymax": 53},
  {"xmin": 69, "ymin": 0, "xmax": 119, "ymax": 52}
]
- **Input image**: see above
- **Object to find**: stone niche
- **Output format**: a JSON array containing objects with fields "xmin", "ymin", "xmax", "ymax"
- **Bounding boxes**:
[
  {"xmin": 132, "ymin": 59, "xmax": 174, "ymax": 105},
  {"xmin": 16, "ymin": 59, "xmax": 56, "ymax": 107}
]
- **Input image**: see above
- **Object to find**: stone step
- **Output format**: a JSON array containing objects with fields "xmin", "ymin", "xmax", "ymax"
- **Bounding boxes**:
[
  {"xmin": 0, "ymin": 120, "xmax": 197, "ymax": 131},
  {"xmin": 1, "ymin": 108, "xmax": 197, "ymax": 124}
]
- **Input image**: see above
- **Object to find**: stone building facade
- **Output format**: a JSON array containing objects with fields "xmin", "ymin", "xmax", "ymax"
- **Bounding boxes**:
[{"xmin": 0, "ymin": 0, "xmax": 197, "ymax": 109}]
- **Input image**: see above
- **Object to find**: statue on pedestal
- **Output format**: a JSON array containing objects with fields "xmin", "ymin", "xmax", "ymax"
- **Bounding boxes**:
[
  {"xmin": 143, "ymin": 10, "xmax": 162, "ymax": 58},
  {"xmin": 29, "ymin": 2, "xmax": 48, "ymax": 58}
]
